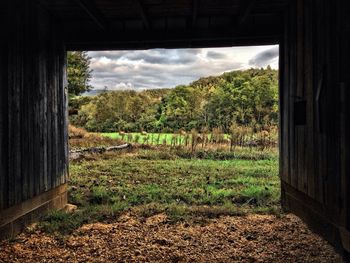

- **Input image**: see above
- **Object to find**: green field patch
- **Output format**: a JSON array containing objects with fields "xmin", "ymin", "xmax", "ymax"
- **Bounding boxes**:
[{"xmin": 42, "ymin": 148, "xmax": 280, "ymax": 234}]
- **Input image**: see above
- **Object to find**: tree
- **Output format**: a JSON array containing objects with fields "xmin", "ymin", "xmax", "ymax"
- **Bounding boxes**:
[{"xmin": 67, "ymin": 51, "xmax": 93, "ymax": 96}]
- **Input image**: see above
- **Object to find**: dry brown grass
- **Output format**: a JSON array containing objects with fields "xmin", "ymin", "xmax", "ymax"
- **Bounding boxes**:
[
  {"xmin": 68, "ymin": 124, "xmax": 88, "ymax": 139},
  {"xmin": 69, "ymin": 125, "xmax": 122, "ymax": 149}
]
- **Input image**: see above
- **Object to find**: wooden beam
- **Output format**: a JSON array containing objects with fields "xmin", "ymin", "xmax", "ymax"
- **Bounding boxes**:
[
  {"xmin": 65, "ymin": 26, "xmax": 282, "ymax": 50},
  {"xmin": 238, "ymin": 0, "xmax": 256, "ymax": 26},
  {"xmin": 0, "ymin": 184, "xmax": 67, "ymax": 239},
  {"xmin": 134, "ymin": 0, "xmax": 150, "ymax": 29},
  {"xmin": 75, "ymin": 0, "xmax": 107, "ymax": 30}
]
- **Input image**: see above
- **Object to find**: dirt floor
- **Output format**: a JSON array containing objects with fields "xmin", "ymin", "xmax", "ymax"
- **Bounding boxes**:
[{"xmin": 0, "ymin": 214, "xmax": 343, "ymax": 263}]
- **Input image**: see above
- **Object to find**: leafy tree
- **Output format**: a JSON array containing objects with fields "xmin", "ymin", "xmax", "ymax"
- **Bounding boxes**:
[{"xmin": 67, "ymin": 51, "xmax": 93, "ymax": 96}]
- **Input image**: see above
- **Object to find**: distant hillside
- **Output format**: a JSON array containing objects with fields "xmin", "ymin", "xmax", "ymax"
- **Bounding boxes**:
[{"xmin": 71, "ymin": 67, "xmax": 278, "ymax": 133}]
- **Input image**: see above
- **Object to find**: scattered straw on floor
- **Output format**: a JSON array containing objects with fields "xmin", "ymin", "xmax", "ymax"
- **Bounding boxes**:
[{"xmin": 0, "ymin": 214, "xmax": 343, "ymax": 263}]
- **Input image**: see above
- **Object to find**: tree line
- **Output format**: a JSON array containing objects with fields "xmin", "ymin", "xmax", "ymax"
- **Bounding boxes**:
[{"xmin": 69, "ymin": 66, "xmax": 278, "ymax": 134}]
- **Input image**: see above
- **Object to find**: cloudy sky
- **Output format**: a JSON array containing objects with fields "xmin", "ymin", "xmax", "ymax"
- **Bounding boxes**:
[{"xmin": 88, "ymin": 45, "xmax": 279, "ymax": 91}]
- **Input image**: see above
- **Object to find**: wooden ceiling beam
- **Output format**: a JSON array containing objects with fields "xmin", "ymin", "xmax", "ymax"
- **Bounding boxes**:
[
  {"xmin": 65, "ymin": 26, "xmax": 282, "ymax": 50},
  {"xmin": 74, "ymin": 0, "xmax": 107, "ymax": 30},
  {"xmin": 238, "ymin": 0, "xmax": 257, "ymax": 26},
  {"xmin": 134, "ymin": 0, "xmax": 150, "ymax": 29}
]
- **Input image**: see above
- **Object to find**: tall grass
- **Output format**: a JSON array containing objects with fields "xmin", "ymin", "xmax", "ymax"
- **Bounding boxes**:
[{"xmin": 100, "ymin": 126, "xmax": 278, "ymax": 151}]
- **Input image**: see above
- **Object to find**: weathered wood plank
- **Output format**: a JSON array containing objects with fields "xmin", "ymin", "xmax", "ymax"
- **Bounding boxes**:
[
  {"xmin": 46, "ymin": 42, "xmax": 53, "ymax": 191},
  {"xmin": 278, "ymin": 38, "xmax": 288, "ymax": 182},
  {"xmin": 40, "ymin": 25, "xmax": 49, "ymax": 192},
  {"xmin": 304, "ymin": 0, "xmax": 315, "ymax": 200},
  {"xmin": 53, "ymin": 45, "xmax": 59, "ymax": 188},
  {"xmin": 313, "ymin": 0, "xmax": 325, "ymax": 205},
  {"xmin": 0, "ymin": 30, "xmax": 8, "ymax": 210},
  {"xmin": 295, "ymin": 0, "xmax": 306, "ymax": 194},
  {"xmin": 0, "ymin": 56, "xmax": 3, "ymax": 210},
  {"xmin": 289, "ymin": 0, "xmax": 297, "ymax": 190},
  {"xmin": 8, "ymin": 1, "xmax": 24, "ymax": 206},
  {"xmin": 0, "ymin": 0, "xmax": 68, "ymax": 212},
  {"xmin": 24, "ymin": 0, "xmax": 35, "ymax": 202},
  {"xmin": 281, "ymin": 6, "xmax": 290, "ymax": 185},
  {"xmin": 59, "ymin": 46, "xmax": 69, "ymax": 185},
  {"xmin": 0, "ymin": 184, "xmax": 67, "ymax": 240}
]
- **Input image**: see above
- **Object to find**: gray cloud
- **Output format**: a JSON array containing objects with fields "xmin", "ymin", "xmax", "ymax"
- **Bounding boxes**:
[
  {"xmin": 88, "ymin": 46, "xmax": 278, "ymax": 90},
  {"xmin": 124, "ymin": 52, "xmax": 197, "ymax": 64},
  {"xmin": 206, "ymin": 51, "xmax": 227, "ymax": 59},
  {"xmin": 88, "ymin": 51, "xmax": 128, "ymax": 60},
  {"xmin": 248, "ymin": 46, "xmax": 279, "ymax": 67},
  {"xmin": 89, "ymin": 49, "xmax": 202, "ymax": 65}
]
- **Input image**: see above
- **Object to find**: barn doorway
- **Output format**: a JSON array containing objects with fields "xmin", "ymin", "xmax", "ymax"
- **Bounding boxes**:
[
  {"xmin": 1, "ymin": 0, "xmax": 348, "ymax": 260},
  {"xmin": 16, "ymin": 45, "xmax": 333, "ymax": 261}
]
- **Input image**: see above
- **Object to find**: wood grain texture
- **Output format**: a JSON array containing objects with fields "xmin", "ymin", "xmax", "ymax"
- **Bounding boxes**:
[
  {"xmin": 0, "ymin": 15, "xmax": 8, "ymax": 211},
  {"xmin": 0, "ymin": 0, "xmax": 68, "ymax": 211}
]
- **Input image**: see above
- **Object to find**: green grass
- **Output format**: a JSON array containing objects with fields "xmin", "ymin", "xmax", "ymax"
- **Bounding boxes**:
[{"xmin": 40, "ymin": 148, "xmax": 280, "ymax": 235}]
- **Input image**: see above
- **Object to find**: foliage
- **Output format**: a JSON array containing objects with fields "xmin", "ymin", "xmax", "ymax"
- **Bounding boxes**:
[
  {"xmin": 70, "ymin": 68, "xmax": 278, "ymax": 133},
  {"xmin": 67, "ymin": 51, "xmax": 93, "ymax": 96},
  {"xmin": 72, "ymin": 90, "xmax": 168, "ymax": 132}
]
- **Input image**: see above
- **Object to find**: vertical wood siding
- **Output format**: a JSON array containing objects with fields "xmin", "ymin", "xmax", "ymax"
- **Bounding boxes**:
[
  {"xmin": 0, "ymin": 0, "xmax": 68, "ymax": 211},
  {"xmin": 0, "ymin": 13, "xmax": 8, "ymax": 211},
  {"xmin": 281, "ymin": 0, "xmax": 350, "ymax": 243}
]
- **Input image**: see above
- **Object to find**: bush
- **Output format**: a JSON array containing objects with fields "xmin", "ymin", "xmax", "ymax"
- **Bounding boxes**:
[{"xmin": 68, "ymin": 124, "xmax": 88, "ymax": 139}]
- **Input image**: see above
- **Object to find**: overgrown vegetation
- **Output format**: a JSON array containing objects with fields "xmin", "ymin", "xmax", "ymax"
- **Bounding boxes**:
[{"xmin": 100, "ymin": 127, "xmax": 278, "ymax": 150}]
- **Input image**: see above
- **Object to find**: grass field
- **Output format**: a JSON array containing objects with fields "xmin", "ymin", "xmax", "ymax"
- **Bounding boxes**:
[{"xmin": 40, "ymin": 147, "xmax": 280, "ymax": 235}]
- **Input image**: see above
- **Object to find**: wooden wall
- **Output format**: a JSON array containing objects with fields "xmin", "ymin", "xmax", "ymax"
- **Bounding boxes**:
[
  {"xmin": 0, "ymin": 1, "xmax": 68, "ymax": 214},
  {"xmin": 281, "ymin": 0, "xmax": 350, "ymax": 253}
]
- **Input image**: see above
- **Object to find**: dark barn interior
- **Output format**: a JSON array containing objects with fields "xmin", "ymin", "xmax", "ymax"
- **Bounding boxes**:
[{"xmin": 1, "ymin": 0, "xmax": 350, "ymax": 257}]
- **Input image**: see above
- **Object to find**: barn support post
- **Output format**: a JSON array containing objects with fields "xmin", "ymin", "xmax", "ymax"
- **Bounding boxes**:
[
  {"xmin": 281, "ymin": 0, "xmax": 350, "ymax": 255},
  {"xmin": 0, "ymin": 0, "xmax": 69, "ymax": 239}
]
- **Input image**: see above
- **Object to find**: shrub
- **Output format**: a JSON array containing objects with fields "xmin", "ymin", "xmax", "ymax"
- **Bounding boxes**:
[{"xmin": 68, "ymin": 124, "xmax": 88, "ymax": 139}]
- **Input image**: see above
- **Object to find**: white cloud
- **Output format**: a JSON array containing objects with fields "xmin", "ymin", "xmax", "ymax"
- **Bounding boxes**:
[
  {"xmin": 88, "ymin": 45, "xmax": 279, "ymax": 90},
  {"xmin": 112, "ymin": 82, "xmax": 134, "ymax": 90}
]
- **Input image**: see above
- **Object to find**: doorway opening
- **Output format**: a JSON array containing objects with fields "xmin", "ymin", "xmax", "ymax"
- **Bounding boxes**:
[{"xmin": 65, "ymin": 45, "xmax": 281, "ymax": 227}]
